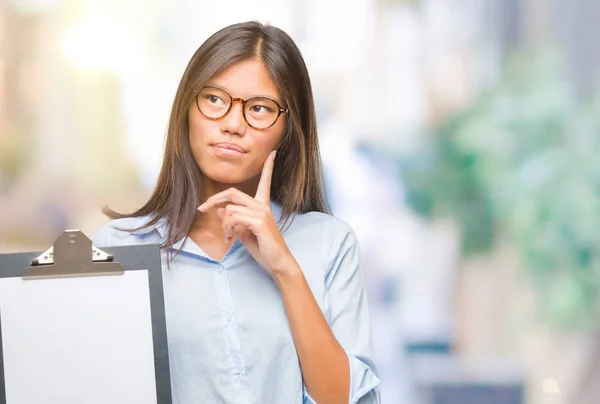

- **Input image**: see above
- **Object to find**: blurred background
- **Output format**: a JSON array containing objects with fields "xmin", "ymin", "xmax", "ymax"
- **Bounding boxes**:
[{"xmin": 1, "ymin": 0, "xmax": 600, "ymax": 403}]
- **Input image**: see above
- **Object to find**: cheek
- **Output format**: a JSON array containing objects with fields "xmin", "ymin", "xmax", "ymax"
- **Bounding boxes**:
[
  {"xmin": 188, "ymin": 113, "xmax": 220, "ymax": 163},
  {"xmin": 261, "ymin": 122, "xmax": 286, "ymax": 151},
  {"xmin": 255, "ymin": 133, "xmax": 281, "ymax": 152},
  {"xmin": 188, "ymin": 110, "xmax": 208, "ymax": 143}
]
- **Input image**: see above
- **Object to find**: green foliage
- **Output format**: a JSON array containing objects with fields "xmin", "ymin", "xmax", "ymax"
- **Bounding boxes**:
[{"xmin": 399, "ymin": 52, "xmax": 600, "ymax": 329}]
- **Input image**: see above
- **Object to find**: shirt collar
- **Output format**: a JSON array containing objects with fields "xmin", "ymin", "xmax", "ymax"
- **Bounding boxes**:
[{"xmin": 127, "ymin": 215, "xmax": 167, "ymax": 241}]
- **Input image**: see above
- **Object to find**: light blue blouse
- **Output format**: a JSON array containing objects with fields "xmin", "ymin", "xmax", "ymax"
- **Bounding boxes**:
[{"xmin": 91, "ymin": 202, "xmax": 381, "ymax": 403}]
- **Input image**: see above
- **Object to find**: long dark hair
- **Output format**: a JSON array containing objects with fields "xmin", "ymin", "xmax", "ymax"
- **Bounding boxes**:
[{"xmin": 104, "ymin": 21, "xmax": 330, "ymax": 255}]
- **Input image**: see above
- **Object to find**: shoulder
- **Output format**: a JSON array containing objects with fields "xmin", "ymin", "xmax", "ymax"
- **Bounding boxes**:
[
  {"xmin": 271, "ymin": 201, "xmax": 351, "ymax": 238},
  {"xmin": 90, "ymin": 216, "xmax": 163, "ymax": 248},
  {"xmin": 283, "ymin": 211, "xmax": 359, "ymax": 257},
  {"xmin": 283, "ymin": 211, "xmax": 365, "ymax": 292},
  {"xmin": 287, "ymin": 211, "xmax": 354, "ymax": 238}
]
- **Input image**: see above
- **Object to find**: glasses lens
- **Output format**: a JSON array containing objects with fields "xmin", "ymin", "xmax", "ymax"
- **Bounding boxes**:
[
  {"xmin": 245, "ymin": 98, "xmax": 280, "ymax": 129},
  {"xmin": 197, "ymin": 87, "xmax": 231, "ymax": 119}
]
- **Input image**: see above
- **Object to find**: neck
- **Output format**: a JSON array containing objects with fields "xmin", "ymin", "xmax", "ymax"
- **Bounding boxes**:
[{"xmin": 193, "ymin": 174, "xmax": 260, "ymax": 233}]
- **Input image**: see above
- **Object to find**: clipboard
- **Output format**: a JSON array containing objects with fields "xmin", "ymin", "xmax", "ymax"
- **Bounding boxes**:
[{"xmin": 0, "ymin": 230, "xmax": 172, "ymax": 404}]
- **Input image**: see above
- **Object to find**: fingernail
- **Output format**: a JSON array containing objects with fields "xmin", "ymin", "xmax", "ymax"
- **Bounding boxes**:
[{"xmin": 197, "ymin": 203, "xmax": 206, "ymax": 211}]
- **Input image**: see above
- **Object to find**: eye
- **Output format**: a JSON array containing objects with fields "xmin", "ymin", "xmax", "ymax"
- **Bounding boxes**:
[
  {"xmin": 205, "ymin": 94, "xmax": 225, "ymax": 105},
  {"xmin": 250, "ymin": 104, "xmax": 275, "ymax": 114}
]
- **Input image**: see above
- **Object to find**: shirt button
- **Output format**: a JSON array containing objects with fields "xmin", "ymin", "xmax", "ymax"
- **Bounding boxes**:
[
  {"xmin": 233, "ymin": 367, "xmax": 242, "ymax": 375},
  {"xmin": 225, "ymin": 314, "xmax": 232, "ymax": 323}
]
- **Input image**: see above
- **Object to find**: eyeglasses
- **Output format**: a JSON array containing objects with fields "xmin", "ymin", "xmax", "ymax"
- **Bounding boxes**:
[{"xmin": 196, "ymin": 86, "xmax": 288, "ymax": 130}]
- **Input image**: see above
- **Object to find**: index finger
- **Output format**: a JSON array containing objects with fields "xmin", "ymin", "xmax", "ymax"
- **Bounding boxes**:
[{"xmin": 255, "ymin": 150, "xmax": 276, "ymax": 203}]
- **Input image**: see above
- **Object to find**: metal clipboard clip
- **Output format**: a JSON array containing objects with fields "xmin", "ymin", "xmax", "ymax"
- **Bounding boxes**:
[{"xmin": 23, "ymin": 229, "xmax": 125, "ymax": 280}]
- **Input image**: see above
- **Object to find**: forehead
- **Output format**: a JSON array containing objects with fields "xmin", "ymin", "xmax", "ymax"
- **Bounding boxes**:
[{"xmin": 207, "ymin": 59, "xmax": 281, "ymax": 100}]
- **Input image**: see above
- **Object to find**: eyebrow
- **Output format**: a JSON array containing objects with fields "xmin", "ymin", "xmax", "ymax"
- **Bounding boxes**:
[{"xmin": 205, "ymin": 84, "xmax": 283, "ymax": 105}]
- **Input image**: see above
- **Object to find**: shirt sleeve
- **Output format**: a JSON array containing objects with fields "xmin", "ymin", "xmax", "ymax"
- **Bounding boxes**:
[{"xmin": 304, "ymin": 221, "xmax": 381, "ymax": 403}]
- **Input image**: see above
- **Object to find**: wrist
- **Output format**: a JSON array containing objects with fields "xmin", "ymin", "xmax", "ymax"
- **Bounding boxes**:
[{"xmin": 271, "ymin": 256, "xmax": 302, "ymax": 285}]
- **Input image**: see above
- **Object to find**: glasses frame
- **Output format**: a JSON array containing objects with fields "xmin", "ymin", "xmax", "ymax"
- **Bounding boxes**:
[{"xmin": 196, "ymin": 86, "xmax": 289, "ymax": 130}]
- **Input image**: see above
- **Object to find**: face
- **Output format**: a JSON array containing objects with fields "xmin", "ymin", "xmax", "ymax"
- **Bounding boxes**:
[{"xmin": 188, "ymin": 59, "xmax": 286, "ymax": 188}]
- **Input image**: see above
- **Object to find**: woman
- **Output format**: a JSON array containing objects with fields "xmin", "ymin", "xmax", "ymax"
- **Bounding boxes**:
[{"xmin": 92, "ymin": 21, "xmax": 380, "ymax": 404}]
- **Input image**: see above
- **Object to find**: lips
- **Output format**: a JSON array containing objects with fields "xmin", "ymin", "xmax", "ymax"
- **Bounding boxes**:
[{"xmin": 212, "ymin": 143, "xmax": 247, "ymax": 153}]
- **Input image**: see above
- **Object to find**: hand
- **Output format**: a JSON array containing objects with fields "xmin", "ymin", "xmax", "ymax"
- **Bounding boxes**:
[{"xmin": 197, "ymin": 150, "xmax": 297, "ymax": 276}]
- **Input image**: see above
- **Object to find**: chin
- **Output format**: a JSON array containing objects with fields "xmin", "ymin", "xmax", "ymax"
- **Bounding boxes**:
[{"xmin": 203, "ymin": 167, "xmax": 253, "ymax": 185}]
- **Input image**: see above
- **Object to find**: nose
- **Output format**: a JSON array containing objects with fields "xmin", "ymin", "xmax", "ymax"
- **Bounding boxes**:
[{"xmin": 220, "ymin": 99, "xmax": 247, "ymax": 136}]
